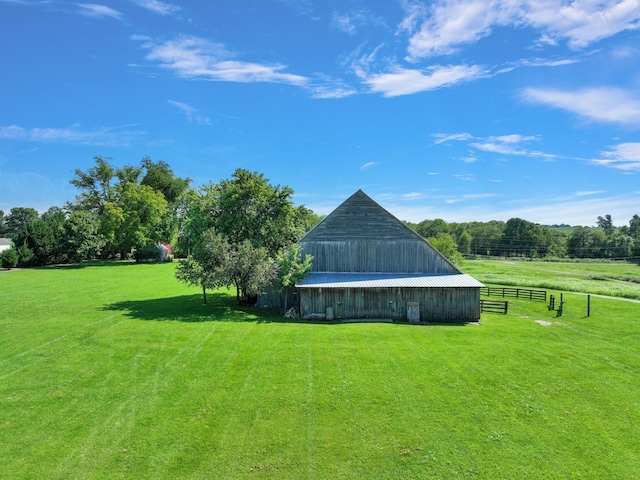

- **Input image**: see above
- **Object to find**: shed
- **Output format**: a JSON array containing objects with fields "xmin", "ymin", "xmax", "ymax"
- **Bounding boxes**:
[{"xmin": 295, "ymin": 190, "xmax": 483, "ymax": 323}]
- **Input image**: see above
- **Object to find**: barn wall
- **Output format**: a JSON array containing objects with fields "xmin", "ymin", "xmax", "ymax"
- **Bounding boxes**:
[
  {"xmin": 299, "ymin": 287, "xmax": 480, "ymax": 323},
  {"xmin": 258, "ymin": 287, "xmax": 295, "ymax": 310},
  {"xmin": 300, "ymin": 240, "xmax": 457, "ymax": 274}
]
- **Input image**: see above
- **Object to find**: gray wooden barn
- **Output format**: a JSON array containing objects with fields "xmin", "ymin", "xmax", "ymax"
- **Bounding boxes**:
[{"xmin": 290, "ymin": 189, "xmax": 483, "ymax": 323}]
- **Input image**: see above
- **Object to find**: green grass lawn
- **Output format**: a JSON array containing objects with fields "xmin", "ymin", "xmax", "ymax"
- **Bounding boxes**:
[
  {"xmin": 1, "ymin": 261, "xmax": 639, "ymax": 479},
  {"xmin": 464, "ymin": 258, "xmax": 640, "ymax": 300}
]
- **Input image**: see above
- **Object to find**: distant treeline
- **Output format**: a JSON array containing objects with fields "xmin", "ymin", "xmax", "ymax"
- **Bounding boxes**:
[
  {"xmin": 405, "ymin": 214, "xmax": 640, "ymax": 261},
  {"xmin": 2, "ymin": 158, "xmax": 639, "ymax": 269}
]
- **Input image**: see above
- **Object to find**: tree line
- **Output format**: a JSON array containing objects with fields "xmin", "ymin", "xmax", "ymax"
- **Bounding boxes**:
[
  {"xmin": 2, "ymin": 156, "xmax": 639, "ymax": 278},
  {"xmin": 405, "ymin": 214, "xmax": 640, "ymax": 262}
]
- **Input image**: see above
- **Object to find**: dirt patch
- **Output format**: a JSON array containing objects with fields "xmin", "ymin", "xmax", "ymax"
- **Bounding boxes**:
[{"xmin": 535, "ymin": 320, "xmax": 552, "ymax": 327}]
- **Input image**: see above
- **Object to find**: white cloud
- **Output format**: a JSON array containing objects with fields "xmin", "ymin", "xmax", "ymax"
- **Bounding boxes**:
[
  {"xmin": 168, "ymin": 100, "xmax": 211, "ymax": 125},
  {"xmin": 76, "ymin": 3, "xmax": 122, "ymax": 19},
  {"xmin": 364, "ymin": 64, "xmax": 486, "ymax": 97},
  {"xmin": 431, "ymin": 132, "xmax": 473, "ymax": 145},
  {"xmin": 435, "ymin": 131, "xmax": 560, "ymax": 159},
  {"xmin": 574, "ymin": 190, "xmax": 606, "ymax": 197},
  {"xmin": 0, "ymin": 124, "xmax": 146, "ymax": 146},
  {"xmin": 402, "ymin": 192, "xmax": 425, "ymax": 199},
  {"xmin": 360, "ymin": 161, "xmax": 380, "ymax": 170},
  {"xmin": 522, "ymin": 87, "xmax": 640, "ymax": 125},
  {"xmin": 136, "ymin": 35, "xmax": 309, "ymax": 86},
  {"xmin": 471, "ymin": 134, "xmax": 540, "ymax": 156},
  {"xmin": 405, "ymin": 0, "xmax": 640, "ymax": 59},
  {"xmin": 131, "ymin": 0, "xmax": 179, "ymax": 15},
  {"xmin": 310, "ymin": 84, "xmax": 358, "ymax": 99},
  {"xmin": 592, "ymin": 142, "xmax": 640, "ymax": 171}
]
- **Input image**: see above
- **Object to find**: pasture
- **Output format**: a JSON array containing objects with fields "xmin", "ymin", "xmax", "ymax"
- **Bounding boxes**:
[{"xmin": 1, "ymin": 260, "xmax": 639, "ymax": 479}]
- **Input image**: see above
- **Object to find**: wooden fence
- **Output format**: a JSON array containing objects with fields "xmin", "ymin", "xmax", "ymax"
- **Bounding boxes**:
[
  {"xmin": 480, "ymin": 299, "xmax": 509, "ymax": 314},
  {"xmin": 480, "ymin": 287, "xmax": 547, "ymax": 302}
]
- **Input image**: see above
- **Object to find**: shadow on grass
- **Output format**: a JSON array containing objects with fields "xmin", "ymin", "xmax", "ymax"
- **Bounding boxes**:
[
  {"xmin": 103, "ymin": 292, "xmax": 470, "ymax": 326},
  {"xmin": 103, "ymin": 292, "xmax": 279, "ymax": 323},
  {"xmin": 51, "ymin": 260, "xmax": 162, "ymax": 270}
]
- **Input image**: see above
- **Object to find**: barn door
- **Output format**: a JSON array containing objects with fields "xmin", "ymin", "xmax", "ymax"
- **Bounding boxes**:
[{"xmin": 407, "ymin": 302, "xmax": 420, "ymax": 323}]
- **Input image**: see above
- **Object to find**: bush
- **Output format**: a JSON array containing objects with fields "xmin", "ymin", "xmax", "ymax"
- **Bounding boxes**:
[{"xmin": 1, "ymin": 248, "xmax": 19, "ymax": 268}]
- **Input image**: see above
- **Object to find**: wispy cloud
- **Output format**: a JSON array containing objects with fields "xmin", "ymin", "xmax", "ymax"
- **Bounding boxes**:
[
  {"xmin": 592, "ymin": 142, "xmax": 640, "ymax": 171},
  {"xmin": 434, "ymin": 132, "xmax": 559, "ymax": 159},
  {"xmin": 0, "ymin": 124, "xmax": 146, "ymax": 146},
  {"xmin": 360, "ymin": 161, "xmax": 380, "ymax": 170},
  {"xmin": 404, "ymin": 0, "xmax": 640, "ymax": 59},
  {"xmin": 431, "ymin": 132, "xmax": 473, "ymax": 146},
  {"xmin": 310, "ymin": 82, "xmax": 358, "ymax": 99},
  {"xmin": 131, "ymin": 0, "xmax": 179, "ymax": 15},
  {"xmin": 136, "ymin": 35, "xmax": 309, "ymax": 86},
  {"xmin": 574, "ymin": 190, "xmax": 606, "ymax": 197},
  {"xmin": 402, "ymin": 192, "xmax": 425, "ymax": 199},
  {"xmin": 76, "ymin": 3, "xmax": 123, "ymax": 20},
  {"xmin": 471, "ymin": 134, "xmax": 540, "ymax": 156},
  {"xmin": 168, "ymin": 100, "xmax": 211, "ymax": 125},
  {"xmin": 331, "ymin": 9, "xmax": 386, "ymax": 35},
  {"xmin": 522, "ymin": 87, "xmax": 640, "ymax": 125},
  {"xmin": 363, "ymin": 64, "xmax": 486, "ymax": 97}
]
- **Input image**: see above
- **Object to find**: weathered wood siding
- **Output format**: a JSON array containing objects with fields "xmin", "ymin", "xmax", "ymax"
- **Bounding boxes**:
[
  {"xmin": 258, "ymin": 287, "xmax": 295, "ymax": 310},
  {"xmin": 299, "ymin": 287, "xmax": 480, "ymax": 323},
  {"xmin": 301, "ymin": 239, "xmax": 457, "ymax": 274}
]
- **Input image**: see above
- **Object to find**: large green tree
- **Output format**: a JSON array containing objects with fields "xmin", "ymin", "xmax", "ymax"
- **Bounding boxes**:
[
  {"xmin": 4, "ymin": 207, "xmax": 39, "ymax": 238},
  {"xmin": 70, "ymin": 156, "xmax": 181, "ymax": 258},
  {"xmin": 206, "ymin": 169, "xmax": 306, "ymax": 258}
]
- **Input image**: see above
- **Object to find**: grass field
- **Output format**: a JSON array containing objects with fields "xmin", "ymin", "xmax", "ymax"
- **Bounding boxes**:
[
  {"xmin": 1, "ymin": 261, "xmax": 639, "ymax": 479},
  {"xmin": 464, "ymin": 258, "xmax": 640, "ymax": 300}
]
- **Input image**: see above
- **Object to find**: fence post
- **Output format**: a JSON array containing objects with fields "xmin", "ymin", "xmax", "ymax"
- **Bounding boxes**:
[{"xmin": 587, "ymin": 295, "xmax": 591, "ymax": 317}]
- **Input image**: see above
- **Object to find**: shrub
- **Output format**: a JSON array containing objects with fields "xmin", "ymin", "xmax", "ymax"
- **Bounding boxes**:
[{"xmin": 1, "ymin": 247, "xmax": 19, "ymax": 268}]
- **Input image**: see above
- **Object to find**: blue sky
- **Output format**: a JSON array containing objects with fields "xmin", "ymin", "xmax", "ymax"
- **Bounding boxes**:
[{"xmin": 1, "ymin": 0, "xmax": 640, "ymax": 226}]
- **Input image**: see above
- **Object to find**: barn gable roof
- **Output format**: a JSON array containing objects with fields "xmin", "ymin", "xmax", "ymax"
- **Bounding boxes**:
[
  {"xmin": 301, "ymin": 189, "xmax": 425, "ymax": 242},
  {"xmin": 300, "ymin": 189, "xmax": 460, "ymax": 274}
]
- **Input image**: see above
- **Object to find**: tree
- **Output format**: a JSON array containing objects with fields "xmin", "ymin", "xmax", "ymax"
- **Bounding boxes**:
[
  {"xmin": 101, "ymin": 184, "xmax": 167, "ymax": 258},
  {"xmin": 140, "ymin": 157, "xmax": 191, "ymax": 205},
  {"xmin": 227, "ymin": 240, "xmax": 279, "ymax": 304},
  {"xmin": 70, "ymin": 156, "xmax": 185, "ymax": 258},
  {"xmin": 0, "ymin": 210, "xmax": 6, "ymax": 236},
  {"xmin": 276, "ymin": 244, "xmax": 313, "ymax": 313},
  {"xmin": 69, "ymin": 156, "xmax": 117, "ymax": 215},
  {"xmin": 4, "ymin": 207, "xmax": 39, "ymax": 238},
  {"xmin": 428, "ymin": 234, "xmax": 464, "ymax": 267},
  {"xmin": 456, "ymin": 230, "xmax": 472, "ymax": 255},
  {"xmin": 597, "ymin": 214, "xmax": 614, "ymax": 236},
  {"xmin": 629, "ymin": 214, "xmax": 640, "ymax": 239},
  {"xmin": 64, "ymin": 210, "xmax": 106, "ymax": 262},
  {"xmin": 175, "ymin": 228, "xmax": 231, "ymax": 304},
  {"xmin": 207, "ymin": 169, "xmax": 305, "ymax": 258},
  {"xmin": 415, "ymin": 218, "xmax": 449, "ymax": 239}
]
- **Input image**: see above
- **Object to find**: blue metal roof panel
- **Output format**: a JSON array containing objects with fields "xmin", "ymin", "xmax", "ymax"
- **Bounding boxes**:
[{"xmin": 296, "ymin": 272, "xmax": 484, "ymax": 288}]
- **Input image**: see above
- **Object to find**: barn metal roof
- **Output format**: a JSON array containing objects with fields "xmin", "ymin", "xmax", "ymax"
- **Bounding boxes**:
[{"xmin": 296, "ymin": 272, "xmax": 484, "ymax": 289}]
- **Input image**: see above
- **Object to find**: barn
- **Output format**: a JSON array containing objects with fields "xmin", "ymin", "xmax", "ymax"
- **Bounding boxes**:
[{"xmin": 294, "ymin": 189, "xmax": 483, "ymax": 323}]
